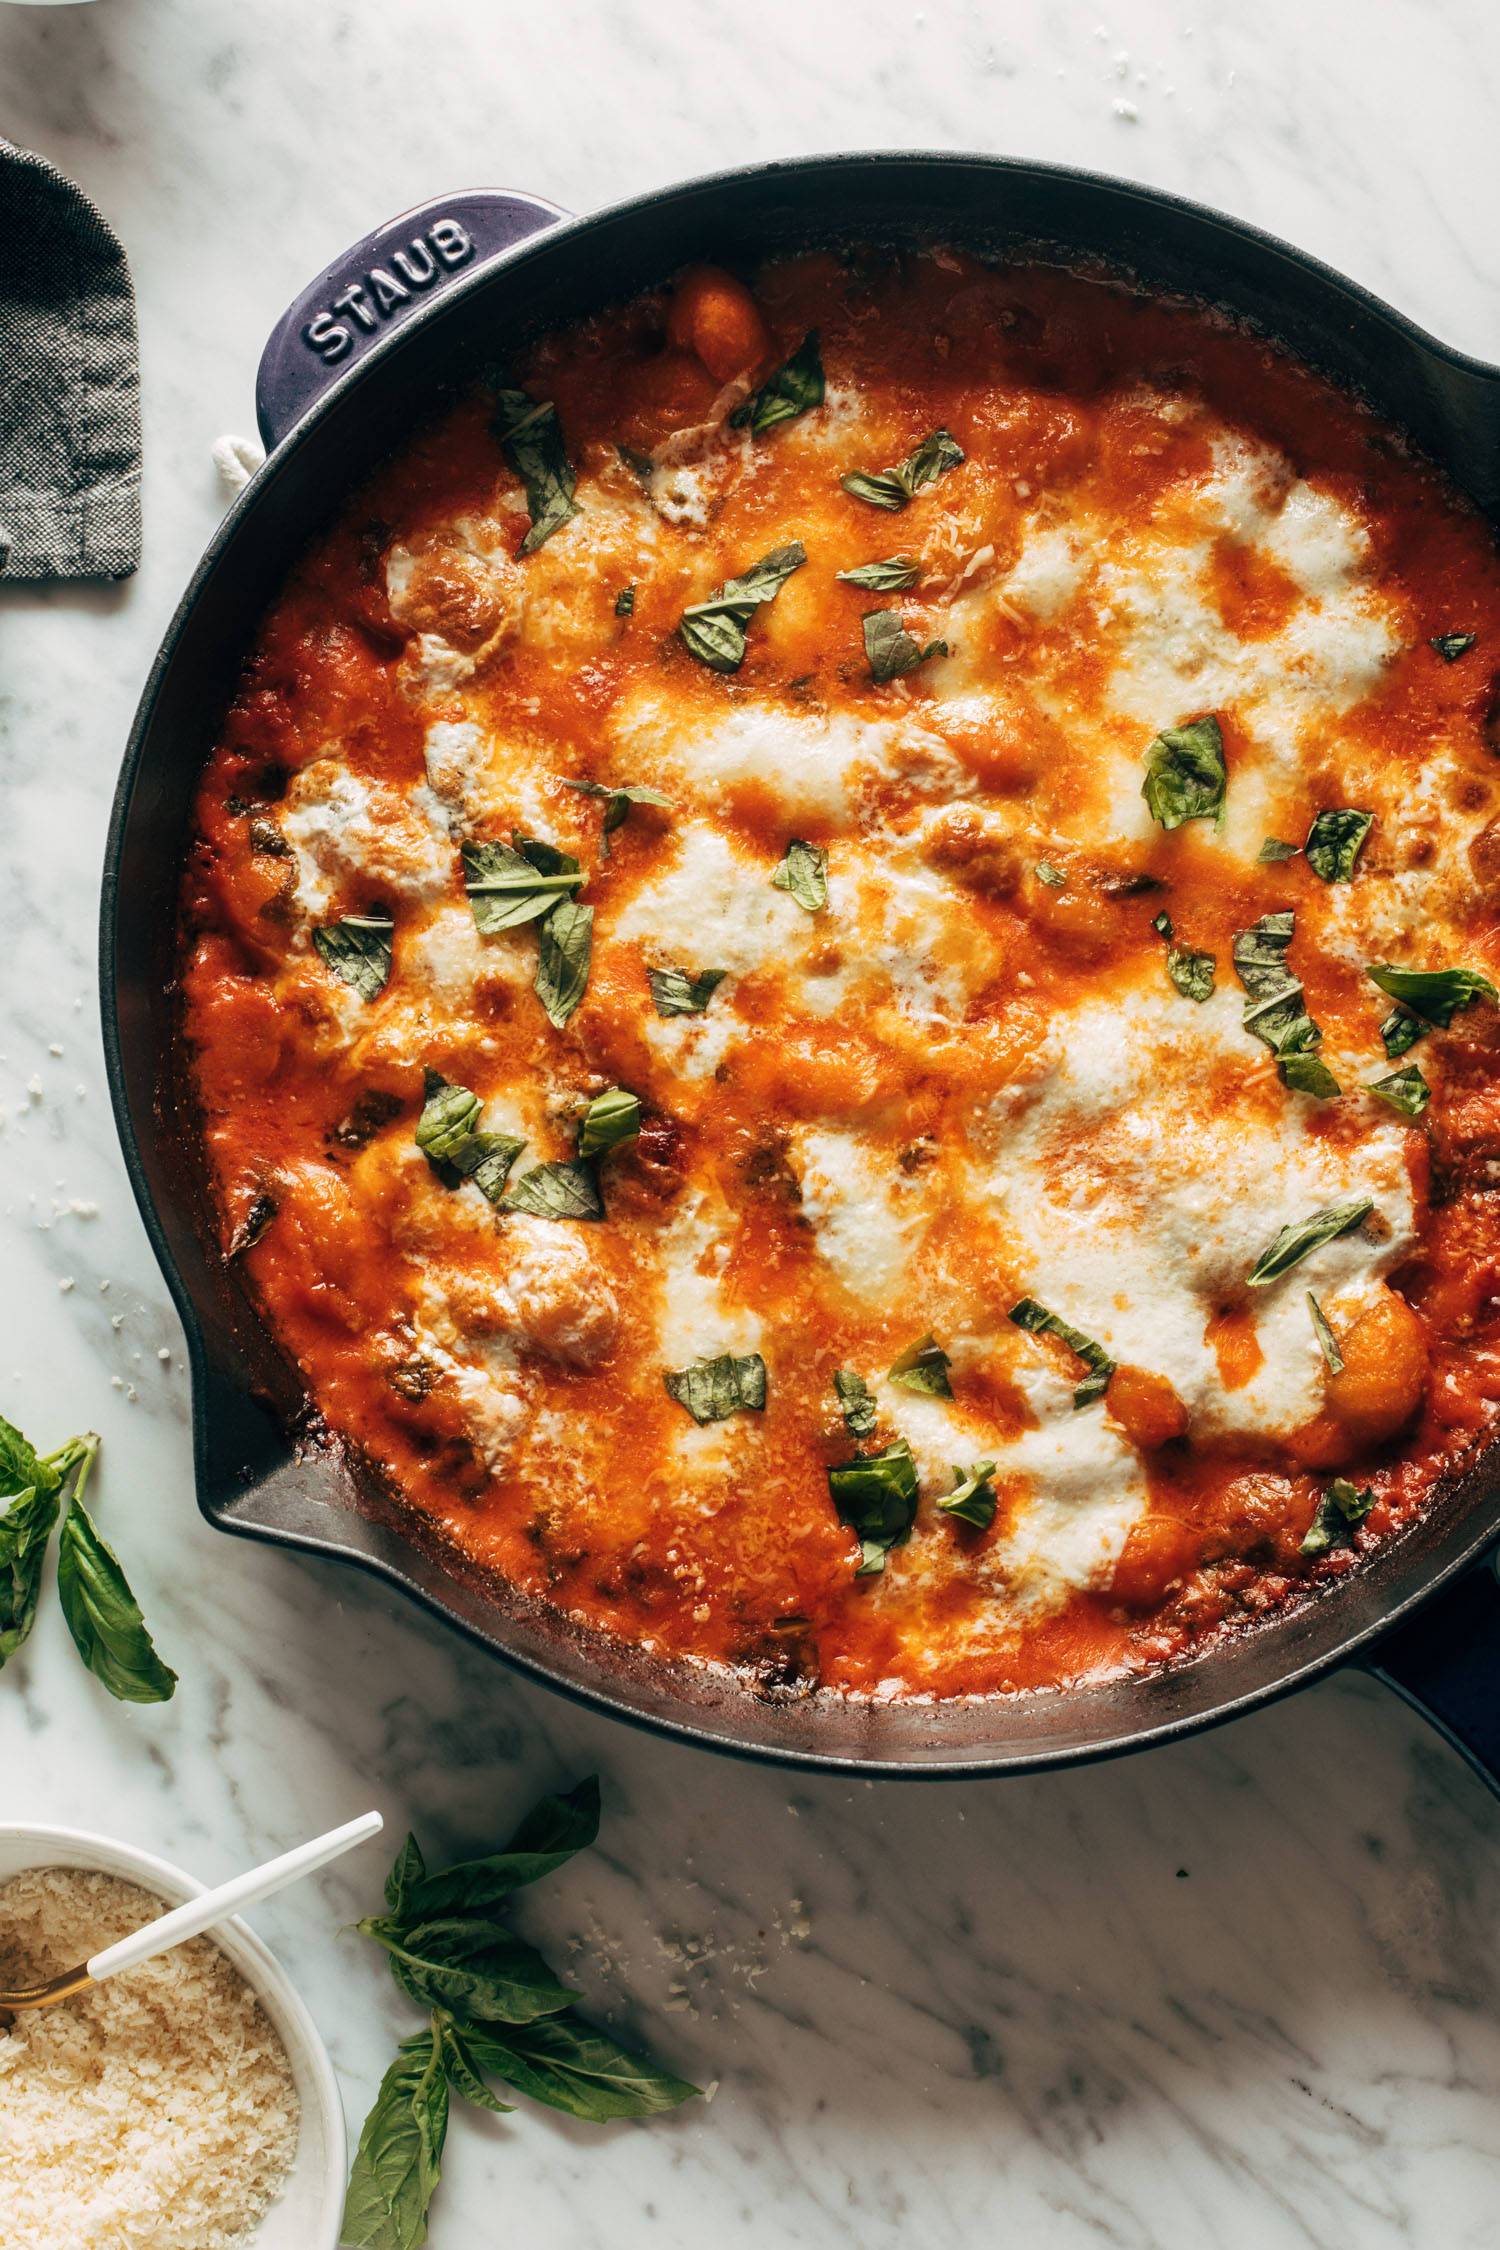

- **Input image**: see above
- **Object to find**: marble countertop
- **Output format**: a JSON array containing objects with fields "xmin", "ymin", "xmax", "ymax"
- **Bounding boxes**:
[{"xmin": 3, "ymin": 2, "xmax": 1500, "ymax": 2242}]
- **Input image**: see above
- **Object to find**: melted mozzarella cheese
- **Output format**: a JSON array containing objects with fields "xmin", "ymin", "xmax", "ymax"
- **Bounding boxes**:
[
  {"xmin": 614, "ymin": 695, "xmax": 964, "ymax": 824},
  {"xmin": 793, "ymin": 1129, "xmax": 931, "ymax": 1302},
  {"xmin": 655, "ymin": 1189, "xmax": 761, "ymax": 1363},
  {"xmin": 611, "ymin": 821, "xmax": 809, "ymax": 974},
  {"xmin": 280, "ymin": 764, "xmax": 455, "ymax": 917}
]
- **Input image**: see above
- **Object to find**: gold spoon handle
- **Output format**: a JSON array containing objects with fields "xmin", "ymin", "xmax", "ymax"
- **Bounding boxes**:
[{"xmin": 0, "ymin": 1961, "xmax": 93, "ymax": 2014}]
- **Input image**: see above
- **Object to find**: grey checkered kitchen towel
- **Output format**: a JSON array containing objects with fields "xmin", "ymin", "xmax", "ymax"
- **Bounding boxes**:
[{"xmin": 0, "ymin": 138, "xmax": 141, "ymax": 581}]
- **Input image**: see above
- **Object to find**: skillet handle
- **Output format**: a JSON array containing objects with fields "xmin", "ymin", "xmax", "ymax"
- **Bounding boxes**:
[
  {"xmin": 1364, "ymin": 1553, "xmax": 1500, "ymax": 1799},
  {"xmin": 254, "ymin": 189, "xmax": 568, "ymax": 451}
]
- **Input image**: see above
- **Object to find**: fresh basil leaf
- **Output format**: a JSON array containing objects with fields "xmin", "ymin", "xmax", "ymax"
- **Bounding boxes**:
[
  {"xmin": 360, "ymin": 1915, "xmax": 575, "ymax": 2026},
  {"xmin": 1306, "ymin": 1292, "xmax": 1345, "ymax": 1376},
  {"xmin": 828, "ymin": 1441, "xmax": 919, "ymax": 1575},
  {"xmin": 0, "ymin": 1412, "xmax": 47, "ymax": 1502},
  {"xmin": 888, "ymin": 1332, "xmax": 952, "ymax": 1397},
  {"xmin": 1035, "ymin": 860, "xmax": 1067, "ymax": 890},
  {"xmin": 1366, "ymin": 961, "xmax": 1498, "ymax": 1028},
  {"xmin": 313, "ymin": 911, "xmax": 394, "ymax": 1001},
  {"xmin": 1246, "ymin": 1198, "xmax": 1373, "ymax": 1288},
  {"xmin": 536, "ymin": 901, "xmax": 593, "ymax": 1028},
  {"xmin": 577, "ymin": 1087, "xmax": 641, "ymax": 1160},
  {"xmin": 1301, "ymin": 1477, "xmax": 1375, "ymax": 1557},
  {"xmin": 862, "ymin": 609, "xmax": 947, "ymax": 682},
  {"xmin": 0, "ymin": 1483, "xmax": 60, "ymax": 1667},
  {"xmin": 1008, "ymin": 1298, "xmax": 1115, "ymax": 1407},
  {"xmin": 1431, "ymin": 631, "xmax": 1476, "ymax": 662},
  {"xmin": 492, "ymin": 386, "xmax": 580, "ymax": 555},
  {"xmin": 1257, "ymin": 837, "xmax": 1301, "ymax": 863},
  {"xmin": 937, "ymin": 1459, "xmax": 998, "ymax": 1532},
  {"xmin": 500, "ymin": 1161, "xmax": 603, "ymax": 1222},
  {"xmin": 836, "ymin": 555, "xmax": 921, "ymax": 592},
  {"xmin": 451, "ymin": 2014, "xmax": 699, "ymax": 2123},
  {"xmin": 729, "ymin": 331, "xmax": 824, "ymax": 434},
  {"xmin": 227, "ymin": 1192, "xmax": 277, "ymax": 1258},
  {"xmin": 1367, "ymin": 1064, "xmax": 1430, "ymax": 1118},
  {"xmin": 1151, "ymin": 910, "xmax": 1215, "ymax": 1002},
  {"xmin": 1141, "ymin": 714, "xmax": 1226, "ymax": 830},
  {"xmin": 562, "ymin": 778, "xmax": 670, "ymax": 859},
  {"xmin": 1304, "ymin": 807, "xmax": 1373, "ymax": 884},
  {"xmin": 840, "ymin": 428, "xmax": 964, "ymax": 511},
  {"xmin": 415, "ymin": 1072, "xmax": 525, "ymax": 1205},
  {"xmin": 663, "ymin": 1352, "xmax": 767, "ymax": 1425},
  {"xmin": 1233, "ymin": 912, "xmax": 1336, "ymax": 1095},
  {"xmin": 1380, "ymin": 1007, "xmax": 1425, "ymax": 1060},
  {"xmin": 341, "ymin": 2022, "xmax": 450, "ymax": 2250},
  {"xmin": 833, "ymin": 1370, "xmax": 878, "ymax": 1441},
  {"xmin": 772, "ymin": 839, "xmax": 828, "ymax": 912},
  {"xmin": 462, "ymin": 838, "xmax": 583, "ymax": 933},
  {"xmin": 400, "ymin": 1779, "xmax": 601, "ymax": 1924},
  {"xmin": 385, "ymin": 1835, "xmax": 427, "ymax": 1922},
  {"xmin": 649, "ymin": 965, "xmax": 727, "ymax": 1016},
  {"xmin": 55, "ymin": 1497, "xmax": 177, "ymax": 1704},
  {"xmin": 614, "ymin": 585, "xmax": 635, "ymax": 617},
  {"xmin": 679, "ymin": 542, "xmax": 807, "ymax": 672},
  {"xmin": 617, "ymin": 442, "xmax": 655, "ymax": 484},
  {"xmin": 436, "ymin": 2014, "xmax": 515, "ymax": 2115}
]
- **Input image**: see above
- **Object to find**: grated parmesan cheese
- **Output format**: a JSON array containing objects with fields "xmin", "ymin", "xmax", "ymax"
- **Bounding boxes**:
[{"xmin": 0, "ymin": 1868, "xmax": 299, "ymax": 2250}]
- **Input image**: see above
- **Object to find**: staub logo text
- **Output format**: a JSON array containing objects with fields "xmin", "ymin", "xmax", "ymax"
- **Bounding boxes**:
[{"xmin": 301, "ymin": 218, "xmax": 475, "ymax": 363}]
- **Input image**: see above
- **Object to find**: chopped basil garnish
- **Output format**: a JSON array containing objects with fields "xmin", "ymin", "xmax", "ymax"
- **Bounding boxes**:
[
  {"xmin": 1141, "ymin": 714, "xmax": 1226, "ymax": 831},
  {"xmin": 888, "ymin": 1332, "xmax": 952, "ymax": 1397},
  {"xmin": 862, "ymin": 609, "xmax": 947, "ymax": 683},
  {"xmin": 535, "ymin": 900, "xmax": 593, "ymax": 1029},
  {"xmin": 1366, "ymin": 961, "xmax": 1498, "ymax": 1028},
  {"xmin": 500, "ymin": 1160, "xmax": 603, "ymax": 1222},
  {"xmin": 416, "ymin": 1071, "xmax": 526, "ymax": 1205},
  {"xmin": 937, "ymin": 1460, "xmax": 998, "ymax": 1532},
  {"xmin": 1306, "ymin": 1292, "xmax": 1345, "ymax": 1375},
  {"xmin": 840, "ymin": 429, "xmax": 964, "ymax": 512},
  {"xmin": 1036, "ymin": 860, "xmax": 1067, "ymax": 890},
  {"xmin": 577, "ymin": 1087, "xmax": 640, "ymax": 1160},
  {"xmin": 463, "ymin": 838, "xmax": 584, "ymax": 933},
  {"xmin": 679, "ymin": 542, "xmax": 807, "ymax": 672},
  {"xmin": 729, "ymin": 331, "xmax": 824, "ymax": 435},
  {"xmin": 313, "ymin": 910, "xmax": 395, "ymax": 1002},
  {"xmin": 648, "ymin": 965, "xmax": 727, "ymax": 1016},
  {"xmin": 663, "ymin": 1352, "xmax": 767, "ymax": 1425},
  {"xmin": 1233, "ymin": 911, "xmax": 1338, "ymax": 1097},
  {"xmin": 1301, "ymin": 1477, "xmax": 1375, "ymax": 1557},
  {"xmin": 614, "ymin": 586, "xmax": 635, "ymax": 617},
  {"xmin": 827, "ymin": 1441, "xmax": 919, "ymax": 1576},
  {"xmin": 836, "ymin": 555, "xmax": 922, "ymax": 592},
  {"xmin": 562, "ymin": 779, "xmax": 670, "ymax": 859},
  {"xmin": 1366, "ymin": 1064, "xmax": 1430, "ymax": 1118},
  {"xmin": 1246, "ymin": 1198, "xmax": 1373, "ymax": 1287},
  {"xmin": 1431, "ymin": 632, "xmax": 1476, "ymax": 662},
  {"xmin": 227, "ymin": 1192, "xmax": 277, "ymax": 1258},
  {"xmin": 1152, "ymin": 910, "xmax": 1215, "ymax": 1002},
  {"xmin": 833, "ymin": 1370, "xmax": 878, "ymax": 1441},
  {"xmin": 771, "ymin": 839, "xmax": 828, "ymax": 912},
  {"xmin": 1008, "ymin": 1297, "xmax": 1115, "ymax": 1408},
  {"xmin": 1257, "ymin": 837, "xmax": 1301, "ymax": 863},
  {"xmin": 492, "ymin": 386, "xmax": 580, "ymax": 554},
  {"xmin": 1305, "ymin": 807, "xmax": 1373, "ymax": 883},
  {"xmin": 1380, "ymin": 1008, "xmax": 1425, "ymax": 1059}
]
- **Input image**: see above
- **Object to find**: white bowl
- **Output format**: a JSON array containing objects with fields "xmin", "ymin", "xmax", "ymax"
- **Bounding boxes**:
[{"xmin": 0, "ymin": 1824, "xmax": 346, "ymax": 2250}]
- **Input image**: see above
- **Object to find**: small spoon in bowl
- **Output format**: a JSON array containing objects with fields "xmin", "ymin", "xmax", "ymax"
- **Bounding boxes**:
[{"xmin": 0, "ymin": 1809, "xmax": 382, "ymax": 2027}]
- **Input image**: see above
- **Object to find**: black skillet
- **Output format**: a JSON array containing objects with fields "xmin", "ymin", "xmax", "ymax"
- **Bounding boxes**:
[{"xmin": 101, "ymin": 153, "xmax": 1500, "ymax": 1782}]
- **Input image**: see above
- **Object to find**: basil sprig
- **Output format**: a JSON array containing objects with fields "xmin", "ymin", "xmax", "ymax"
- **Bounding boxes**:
[
  {"xmin": 1306, "ymin": 1292, "xmax": 1344, "ymax": 1375},
  {"xmin": 500, "ymin": 1161, "xmax": 603, "ymax": 1222},
  {"xmin": 1304, "ymin": 808, "xmax": 1372, "ymax": 884},
  {"xmin": 837, "ymin": 555, "xmax": 921, "ymax": 592},
  {"xmin": 1366, "ymin": 1064, "xmax": 1430, "ymax": 1118},
  {"xmin": 729, "ymin": 331, "xmax": 824, "ymax": 434},
  {"xmin": 1152, "ymin": 910, "xmax": 1215, "ymax": 1002},
  {"xmin": 832, "ymin": 1370, "xmax": 878, "ymax": 1440},
  {"xmin": 345, "ymin": 1782, "xmax": 697, "ymax": 2249},
  {"xmin": 937, "ymin": 1460, "xmax": 998, "ymax": 1532},
  {"xmin": 679, "ymin": 542, "xmax": 807, "ymax": 672},
  {"xmin": 1233, "ymin": 912, "xmax": 1339, "ymax": 1097},
  {"xmin": 535, "ymin": 900, "xmax": 593, "ymax": 1028},
  {"xmin": 1009, "ymin": 1298, "xmax": 1115, "ymax": 1407},
  {"xmin": 840, "ymin": 429, "xmax": 964, "ymax": 511},
  {"xmin": 1142, "ymin": 715, "xmax": 1226, "ymax": 830},
  {"xmin": 888, "ymin": 1332, "xmax": 952, "ymax": 1397},
  {"xmin": 862, "ymin": 609, "xmax": 947, "ymax": 683},
  {"xmin": 1431, "ymin": 632, "xmax": 1476, "ymax": 662},
  {"xmin": 772, "ymin": 839, "xmax": 828, "ymax": 912},
  {"xmin": 563, "ymin": 778, "xmax": 670, "ymax": 860},
  {"xmin": 415, "ymin": 1072, "xmax": 525, "ymax": 1205},
  {"xmin": 313, "ymin": 910, "xmax": 394, "ymax": 1001},
  {"xmin": 649, "ymin": 965, "xmax": 727, "ymax": 1016},
  {"xmin": 663, "ymin": 1351, "xmax": 767, "ymax": 1424},
  {"xmin": 1301, "ymin": 1477, "xmax": 1375, "ymax": 1557},
  {"xmin": 577, "ymin": 1087, "xmax": 640, "ymax": 1160},
  {"xmin": 1366, "ymin": 962, "xmax": 1498, "ymax": 1028},
  {"xmin": 462, "ymin": 837, "xmax": 584, "ymax": 933},
  {"xmin": 1246, "ymin": 1198, "xmax": 1373, "ymax": 1287},
  {"xmin": 492, "ymin": 386, "xmax": 580, "ymax": 554},
  {"xmin": 827, "ymin": 1441, "xmax": 919, "ymax": 1576}
]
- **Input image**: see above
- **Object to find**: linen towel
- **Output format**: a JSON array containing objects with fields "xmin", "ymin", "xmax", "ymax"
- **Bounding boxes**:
[{"xmin": 0, "ymin": 137, "xmax": 141, "ymax": 580}]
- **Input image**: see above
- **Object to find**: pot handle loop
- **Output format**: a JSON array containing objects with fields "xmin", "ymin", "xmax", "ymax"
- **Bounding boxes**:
[
  {"xmin": 254, "ymin": 189, "xmax": 568, "ymax": 451},
  {"xmin": 1366, "ymin": 1553, "xmax": 1500, "ymax": 1798}
]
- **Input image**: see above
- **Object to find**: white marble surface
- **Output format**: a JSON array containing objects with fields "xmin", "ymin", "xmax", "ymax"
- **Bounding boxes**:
[{"xmin": 3, "ymin": 2, "xmax": 1500, "ymax": 2243}]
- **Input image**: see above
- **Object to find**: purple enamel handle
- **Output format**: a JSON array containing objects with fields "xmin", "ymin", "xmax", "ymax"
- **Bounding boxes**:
[{"xmin": 254, "ymin": 189, "xmax": 567, "ymax": 451}]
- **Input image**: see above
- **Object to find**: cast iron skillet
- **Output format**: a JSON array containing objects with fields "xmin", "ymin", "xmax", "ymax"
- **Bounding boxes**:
[{"xmin": 102, "ymin": 153, "xmax": 1500, "ymax": 1782}]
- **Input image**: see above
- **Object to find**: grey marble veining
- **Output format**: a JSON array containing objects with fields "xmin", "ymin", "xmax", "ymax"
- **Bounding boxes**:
[{"xmin": 2, "ymin": 1, "xmax": 1500, "ymax": 2242}]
